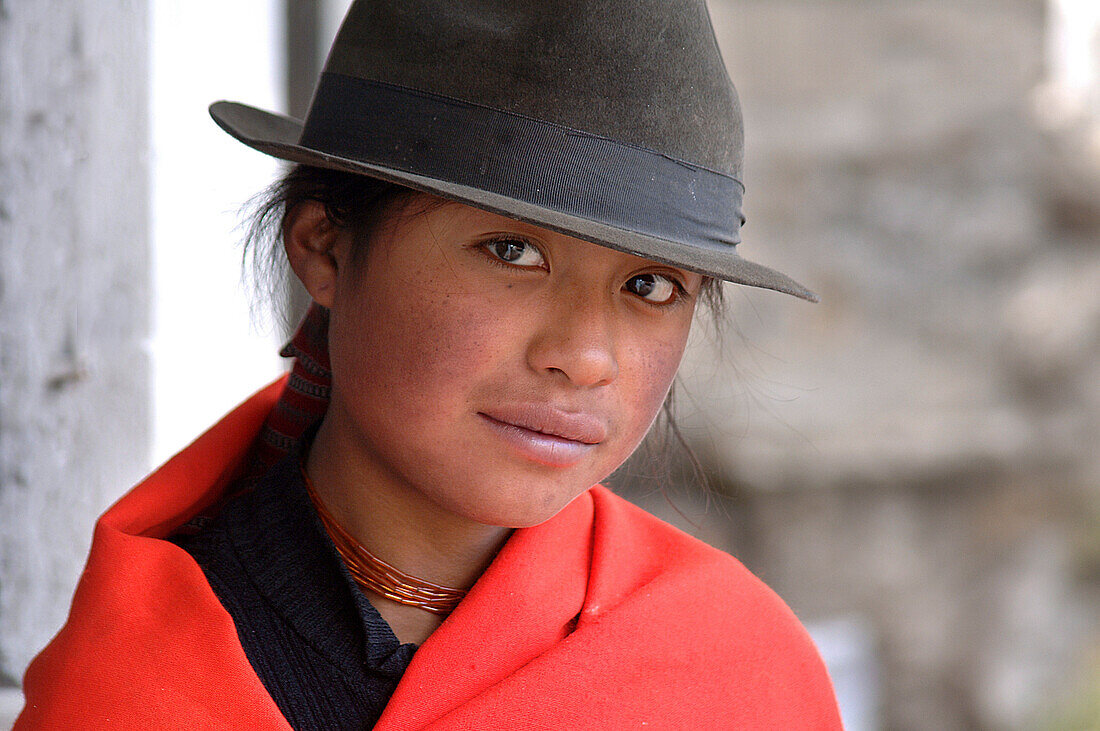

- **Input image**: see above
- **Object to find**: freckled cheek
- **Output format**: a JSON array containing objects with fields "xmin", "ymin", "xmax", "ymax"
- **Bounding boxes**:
[
  {"xmin": 332, "ymin": 290, "xmax": 509, "ymax": 419},
  {"xmin": 618, "ymin": 338, "xmax": 688, "ymax": 436}
]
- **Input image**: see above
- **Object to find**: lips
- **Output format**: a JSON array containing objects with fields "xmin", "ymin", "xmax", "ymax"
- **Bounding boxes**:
[
  {"xmin": 479, "ymin": 404, "xmax": 607, "ymax": 444},
  {"xmin": 477, "ymin": 404, "xmax": 607, "ymax": 467}
]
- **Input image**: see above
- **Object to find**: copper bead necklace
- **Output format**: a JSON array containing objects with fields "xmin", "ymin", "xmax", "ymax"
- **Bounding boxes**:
[{"xmin": 300, "ymin": 464, "xmax": 466, "ymax": 616}]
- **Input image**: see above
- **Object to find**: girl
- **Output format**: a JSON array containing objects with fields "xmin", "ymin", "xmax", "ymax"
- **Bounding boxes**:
[{"xmin": 18, "ymin": 1, "xmax": 840, "ymax": 727}]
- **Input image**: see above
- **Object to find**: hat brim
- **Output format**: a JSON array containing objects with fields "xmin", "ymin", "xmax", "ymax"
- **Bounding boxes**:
[{"xmin": 210, "ymin": 101, "xmax": 818, "ymax": 302}]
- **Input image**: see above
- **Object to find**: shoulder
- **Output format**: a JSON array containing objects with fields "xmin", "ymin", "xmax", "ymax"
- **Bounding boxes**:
[
  {"xmin": 169, "ymin": 453, "xmax": 319, "ymax": 609},
  {"xmin": 581, "ymin": 486, "xmax": 841, "ymax": 726},
  {"xmin": 586, "ymin": 484, "xmax": 786, "ymax": 607},
  {"xmin": 169, "ymin": 485, "xmax": 262, "ymax": 595},
  {"xmin": 18, "ymin": 511, "xmax": 285, "ymax": 727},
  {"xmin": 169, "ymin": 502, "xmax": 263, "ymax": 631}
]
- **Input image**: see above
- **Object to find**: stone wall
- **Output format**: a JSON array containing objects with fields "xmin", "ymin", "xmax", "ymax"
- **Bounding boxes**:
[
  {"xmin": 625, "ymin": 0, "xmax": 1100, "ymax": 727},
  {"xmin": 0, "ymin": 0, "xmax": 151, "ymax": 686}
]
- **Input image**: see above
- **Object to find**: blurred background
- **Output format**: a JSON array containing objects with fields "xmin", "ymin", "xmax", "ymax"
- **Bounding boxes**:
[{"xmin": 1, "ymin": 0, "xmax": 1098, "ymax": 728}]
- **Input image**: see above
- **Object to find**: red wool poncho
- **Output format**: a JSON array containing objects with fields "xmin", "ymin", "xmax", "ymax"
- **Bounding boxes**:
[{"xmin": 17, "ymin": 378, "xmax": 841, "ymax": 729}]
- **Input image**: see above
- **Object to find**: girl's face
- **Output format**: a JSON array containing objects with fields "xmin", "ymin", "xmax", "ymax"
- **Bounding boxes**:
[{"xmin": 317, "ymin": 195, "xmax": 702, "ymax": 528}]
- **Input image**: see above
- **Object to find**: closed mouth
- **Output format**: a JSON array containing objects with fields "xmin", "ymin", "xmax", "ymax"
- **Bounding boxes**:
[{"xmin": 477, "ymin": 405, "xmax": 607, "ymax": 445}]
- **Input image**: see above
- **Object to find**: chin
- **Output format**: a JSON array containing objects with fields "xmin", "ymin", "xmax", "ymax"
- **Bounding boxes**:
[{"xmin": 444, "ymin": 479, "xmax": 591, "ymax": 529}]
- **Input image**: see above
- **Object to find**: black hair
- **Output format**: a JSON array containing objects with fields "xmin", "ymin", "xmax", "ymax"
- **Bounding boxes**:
[{"xmin": 242, "ymin": 165, "xmax": 414, "ymax": 324}]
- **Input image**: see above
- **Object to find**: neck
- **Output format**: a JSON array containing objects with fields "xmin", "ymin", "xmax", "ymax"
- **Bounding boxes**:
[{"xmin": 305, "ymin": 411, "xmax": 512, "ymax": 597}]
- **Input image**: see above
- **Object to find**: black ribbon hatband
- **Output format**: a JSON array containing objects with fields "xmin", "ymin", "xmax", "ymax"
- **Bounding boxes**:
[{"xmin": 299, "ymin": 73, "xmax": 744, "ymax": 249}]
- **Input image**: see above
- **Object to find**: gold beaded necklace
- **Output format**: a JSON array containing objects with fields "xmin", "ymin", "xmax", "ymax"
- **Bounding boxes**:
[{"xmin": 300, "ymin": 464, "xmax": 466, "ymax": 616}]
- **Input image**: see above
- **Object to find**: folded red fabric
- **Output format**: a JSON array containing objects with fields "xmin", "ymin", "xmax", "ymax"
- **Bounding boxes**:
[{"xmin": 17, "ymin": 379, "xmax": 841, "ymax": 729}]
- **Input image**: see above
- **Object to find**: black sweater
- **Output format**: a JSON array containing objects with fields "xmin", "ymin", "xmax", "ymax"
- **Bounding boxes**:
[{"xmin": 171, "ymin": 454, "xmax": 416, "ymax": 730}]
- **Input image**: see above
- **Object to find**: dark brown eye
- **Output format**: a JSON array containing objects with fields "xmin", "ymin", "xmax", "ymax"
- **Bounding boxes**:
[
  {"xmin": 484, "ymin": 238, "xmax": 545, "ymax": 268},
  {"xmin": 625, "ymin": 273, "xmax": 677, "ymax": 304}
]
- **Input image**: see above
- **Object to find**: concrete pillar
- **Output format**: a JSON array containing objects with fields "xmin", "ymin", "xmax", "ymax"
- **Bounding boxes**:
[
  {"xmin": 281, "ymin": 0, "xmax": 353, "ymax": 332},
  {"xmin": 0, "ymin": 0, "xmax": 151, "ymax": 688},
  {"xmin": 282, "ymin": 0, "xmax": 325, "ymax": 329}
]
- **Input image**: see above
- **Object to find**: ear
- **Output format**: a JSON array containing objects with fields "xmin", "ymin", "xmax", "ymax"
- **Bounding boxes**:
[{"xmin": 284, "ymin": 201, "xmax": 341, "ymax": 309}]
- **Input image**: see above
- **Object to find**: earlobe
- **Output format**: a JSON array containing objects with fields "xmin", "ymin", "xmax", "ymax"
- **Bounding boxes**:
[{"xmin": 284, "ymin": 201, "xmax": 340, "ymax": 309}]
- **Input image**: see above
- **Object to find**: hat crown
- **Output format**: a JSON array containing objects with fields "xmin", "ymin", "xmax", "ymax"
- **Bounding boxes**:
[
  {"xmin": 321, "ymin": 0, "xmax": 743, "ymax": 179},
  {"xmin": 209, "ymin": 0, "xmax": 818, "ymax": 299}
]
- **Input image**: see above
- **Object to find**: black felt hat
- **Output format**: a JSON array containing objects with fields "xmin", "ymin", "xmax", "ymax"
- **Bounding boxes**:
[{"xmin": 210, "ymin": 0, "xmax": 817, "ymax": 301}]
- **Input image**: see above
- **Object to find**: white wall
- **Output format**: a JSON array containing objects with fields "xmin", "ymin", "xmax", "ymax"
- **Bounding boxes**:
[
  {"xmin": 1044, "ymin": 0, "xmax": 1100, "ymax": 128},
  {"xmin": 151, "ymin": 0, "xmax": 286, "ymax": 464}
]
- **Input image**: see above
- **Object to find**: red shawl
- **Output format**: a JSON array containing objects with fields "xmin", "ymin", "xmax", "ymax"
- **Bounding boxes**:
[{"xmin": 18, "ymin": 378, "xmax": 840, "ymax": 729}]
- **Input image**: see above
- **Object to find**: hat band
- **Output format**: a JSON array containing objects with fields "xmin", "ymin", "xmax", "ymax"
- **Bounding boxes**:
[{"xmin": 300, "ymin": 73, "xmax": 745, "ymax": 250}]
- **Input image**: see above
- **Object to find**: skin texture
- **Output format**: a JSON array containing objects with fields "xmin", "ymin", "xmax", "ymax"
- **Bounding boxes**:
[{"xmin": 285, "ymin": 194, "xmax": 700, "ymax": 643}]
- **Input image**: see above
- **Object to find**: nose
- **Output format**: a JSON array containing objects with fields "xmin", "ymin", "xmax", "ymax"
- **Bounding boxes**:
[{"xmin": 526, "ymin": 288, "xmax": 619, "ymax": 388}]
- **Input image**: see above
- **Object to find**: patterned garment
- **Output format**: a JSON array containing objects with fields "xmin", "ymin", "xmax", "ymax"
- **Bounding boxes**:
[
  {"xmin": 247, "ymin": 303, "xmax": 333, "ymax": 481},
  {"xmin": 175, "ymin": 303, "xmax": 332, "ymax": 536}
]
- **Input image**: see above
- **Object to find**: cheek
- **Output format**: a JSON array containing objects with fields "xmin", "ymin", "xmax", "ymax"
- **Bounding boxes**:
[
  {"xmin": 329, "ymin": 279, "xmax": 513, "ymax": 418},
  {"xmin": 610, "ymin": 325, "xmax": 692, "ymax": 454},
  {"xmin": 626, "ymin": 343, "xmax": 685, "ymax": 423}
]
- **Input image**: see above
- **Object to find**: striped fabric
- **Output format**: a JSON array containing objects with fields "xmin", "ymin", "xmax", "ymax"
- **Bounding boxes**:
[
  {"xmin": 246, "ymin": 303, "xmax": 332, "ymax": 481},
  {"xmin": 175, "ymin": 303, "xmax": 331, "ymax": 535}
]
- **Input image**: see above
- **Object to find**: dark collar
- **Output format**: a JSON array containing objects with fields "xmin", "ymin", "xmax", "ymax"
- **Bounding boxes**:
[{"xmin": 219, "ymin": 451, "xmax": 416, "ymax": 676}]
